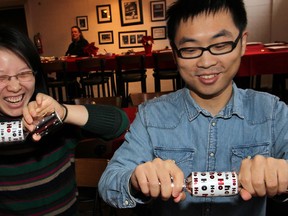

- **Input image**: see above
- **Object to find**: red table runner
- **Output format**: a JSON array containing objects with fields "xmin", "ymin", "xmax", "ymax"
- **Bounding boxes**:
[{"xmin": 238, "ymin": 45, "xmax": 288, "ymax": 77}]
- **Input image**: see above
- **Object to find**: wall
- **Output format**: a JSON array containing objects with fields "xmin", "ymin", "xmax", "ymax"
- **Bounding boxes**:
[
  {"xmin": 25, "ymin": 0, "xmax": 174, "ymax": 57},
  {"xmin": 244, "ymin": 0, "xmax": 272, "ymax": 42},
  {"xmin": 271, "ymin": 0, "xmax": 288, "ymax": 42},
  {"xmin": 24, "ymin": 0, "xmax": 176, "ymax": 93},
  {"xmin": 24, "ymin": 0, "xmax": 288, "ymax": 57}
]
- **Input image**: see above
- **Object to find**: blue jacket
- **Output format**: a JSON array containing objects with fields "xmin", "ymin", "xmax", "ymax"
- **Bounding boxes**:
[{"xmin": 99, "ymin": 84, "xmax": 288, "ymax": 216}]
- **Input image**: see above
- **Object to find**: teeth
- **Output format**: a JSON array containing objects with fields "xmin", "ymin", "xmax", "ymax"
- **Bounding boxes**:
[
  {"xmin": 5, "ymin": 95, "xmax": 23, "ymax": 103},
  {"xmin": 201, "ymin": 74, "xmax": 216, "ymax": 79}
]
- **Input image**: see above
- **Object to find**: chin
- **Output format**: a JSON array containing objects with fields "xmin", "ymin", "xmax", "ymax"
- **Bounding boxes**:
[{"xmin": 1, "ymin": 106, "xmax": 23, "ymax": 118}]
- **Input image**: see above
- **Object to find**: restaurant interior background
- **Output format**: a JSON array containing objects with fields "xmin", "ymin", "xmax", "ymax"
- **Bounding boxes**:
[{"xmin": 0, "ymin": 0, "xmax": 288, "ymax": 93}]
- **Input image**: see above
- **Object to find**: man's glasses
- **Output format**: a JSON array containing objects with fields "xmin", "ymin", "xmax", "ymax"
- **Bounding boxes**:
[
  {"xmin": 173, "ymin": 32, "xmax": 243, "ymax": 59},
  {"xmin": 0, "ymin": 71, "xmax": 34, "ymax": 85}
]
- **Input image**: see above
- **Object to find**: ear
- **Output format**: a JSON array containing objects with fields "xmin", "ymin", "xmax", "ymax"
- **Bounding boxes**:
[{"xmin": 240, "ymin": 31, "xmax": 248, "ymax": 56}]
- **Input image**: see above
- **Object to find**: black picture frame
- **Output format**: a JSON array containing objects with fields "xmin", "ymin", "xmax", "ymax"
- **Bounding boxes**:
[
  {"xmin": 96, "ymin": 4, "xmax": 112, "ymax": 23},
  {"xmin": 151, "ymin": 26, "xmax": 167, "ymax": 40},
  {"xmin": 118, "ymin": 0, "xmax": 143, "ymax": 26},
  {"xmin": 118, "ymin": 30, "xmax": 147, "ymax": 49},
  {"xmin": 76, "ymin": 16, "xmax": 88, "ymax": 31},
  {"xmin": 150, "ymin": 0, "xmax": 166, "ymax": 22},
  {"xmin": 98, "ymin": 31, "xmax": 114, "ymax": 44}
]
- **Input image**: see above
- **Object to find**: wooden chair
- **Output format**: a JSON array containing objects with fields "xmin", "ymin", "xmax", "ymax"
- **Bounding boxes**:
[
  {"xmin": 129, "ymin": 91, "xmax": 172, "ymax": 107},
  {"xmin": 152, "ymin": 52, "xmax": 183, "ymax": 92},
  {"xmin": 74, "ymin": 96, "xmax": 125, "ymax": 158},
  {"xmin": 76, "ymin": 57, "xmax": 111, "ymax": 98},
  {"xmin": 42, "ymin": 60, "xmax": 77, "ymax": 103},
  {"xmin": 74, "ymin": 96, "xmax": 122, "ymax": 108},
  {"xmin": 75, "ymin": 157, "xmax": 109, "ymax": 216},
  {"xmin": 115, "ymin": 55, "xmax": 147, "ymax": 107}
]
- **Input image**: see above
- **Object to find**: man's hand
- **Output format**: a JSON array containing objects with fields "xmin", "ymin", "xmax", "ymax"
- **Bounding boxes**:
[
  {"xmin": 130, "ymin": 158, "xmax": 186, "ymax": 203},
  {"xmin": 238, "ymin": 155, "xmax": 288, "ymax": 201}
]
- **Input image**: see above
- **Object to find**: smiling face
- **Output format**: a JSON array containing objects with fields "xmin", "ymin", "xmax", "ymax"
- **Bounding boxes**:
[
  {"xmin": 0, "ymin": 49, "xmax": 35, "ymax": 117},
  {"xmin": 173, "ymin": 10, "xmax": 247, "ymax": 106},
  {"xmin": 71, "ymin": 27, "xmax": 81, "ymax": 42}
]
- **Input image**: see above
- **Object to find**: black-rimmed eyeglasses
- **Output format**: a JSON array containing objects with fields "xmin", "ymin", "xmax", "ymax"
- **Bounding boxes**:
[{"xmin": 173, "ymin": 32, "xmax": 243, "ymax": 59}]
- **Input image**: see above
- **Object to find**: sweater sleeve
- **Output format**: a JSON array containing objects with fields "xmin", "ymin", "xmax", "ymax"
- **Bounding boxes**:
[{"xmin": 81, "ymin": 104, "xmax": 129, "ymax": 140}]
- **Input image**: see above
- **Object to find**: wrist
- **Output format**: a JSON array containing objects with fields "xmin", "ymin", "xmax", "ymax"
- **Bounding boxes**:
[{"xmin": 61, "ymin": 104, "xmax": 68, "ymax": 122}]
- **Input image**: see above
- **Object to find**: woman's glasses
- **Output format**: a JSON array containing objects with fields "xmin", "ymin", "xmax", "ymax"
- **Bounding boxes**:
[{"xmin": 0, "ymin": 71, "xmax": 34, "ymax": 85}]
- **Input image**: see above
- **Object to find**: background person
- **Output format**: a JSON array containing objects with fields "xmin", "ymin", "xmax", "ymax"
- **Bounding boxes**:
[
  {"xmin": 98, "ymin": 0, "xmax": 288, "ymax": 215},
  {"xmin": 65, "ymin": 25, "xmax": 90, "ymax": 98},
  {"xmin": 0, "ymin": 26, "xmax": 129, "ymax": 215},
  {"xmin": 65, "ymin": 25, "xmax": 89, "ymax": 57}
]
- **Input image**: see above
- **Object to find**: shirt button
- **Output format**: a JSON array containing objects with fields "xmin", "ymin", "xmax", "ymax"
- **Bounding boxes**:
[
  {"xmin": 124, "ymin": 200, "xmax": 129, "ymax": 206},
  {"xmin": 212, "ymin": 122, "xmax": 216, "ymax": 126},
  {"xmin": 210, "ymin": 152, "xmax": 214, "ymax": 157}
]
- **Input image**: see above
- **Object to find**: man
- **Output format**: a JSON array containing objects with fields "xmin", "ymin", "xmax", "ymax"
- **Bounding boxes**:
[{"xmin": 98, "ymin": 0, "xmax": 288, "ymax": 215}]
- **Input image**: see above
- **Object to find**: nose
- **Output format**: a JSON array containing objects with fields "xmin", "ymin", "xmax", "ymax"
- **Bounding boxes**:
[
  {"xmin": 196, "ymin": 50, "xmax": 218, "ymax": 68},
  {"xmin": 6, "ymin": 77, "xmax": 22, "ymax": 92}
]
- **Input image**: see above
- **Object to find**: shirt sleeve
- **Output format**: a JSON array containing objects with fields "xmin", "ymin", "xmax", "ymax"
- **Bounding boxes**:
[
  {"xmin": 81, "ymin": 104, "xmax": 129, "ymax": 140},
  {"xmin": 98, "ymin": 106, "xmax": 155, "ymax": 208}
]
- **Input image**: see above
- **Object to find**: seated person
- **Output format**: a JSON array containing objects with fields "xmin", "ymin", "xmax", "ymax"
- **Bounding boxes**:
[{"xmin": 65, "ymin": 26, "xmax": 89, "ymax": 57}]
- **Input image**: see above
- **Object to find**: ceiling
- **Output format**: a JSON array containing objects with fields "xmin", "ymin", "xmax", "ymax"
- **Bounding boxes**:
[{"xmin": 0, "ymin": 0, "xmax": 25, "ymax": 8}]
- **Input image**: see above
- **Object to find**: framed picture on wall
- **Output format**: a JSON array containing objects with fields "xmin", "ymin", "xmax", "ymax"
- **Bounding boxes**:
[
  {"xmin": 96, "ymin": 4, "xmax": 112, "ymax": 23},
  {"xmin": 151, "ymin": 26, "xmax": 167, "ymax": 40},
  {"xmin": 118, "ymin": 0, "xmax": 143, "ymax": 26},
  {"xmin": 98, "ymin": 31, "xmax": 114, "ymax": 44},
  {"xmin": 76, "ymin": 16, "xmax": 88, "ymax": 31},
  {"xmin": 150, "ymin": 1, "xmax": 166, "ymax": 22},
  {"xmin": 118, "ymin": 30, "xmax": 147, "ymax": 48}
]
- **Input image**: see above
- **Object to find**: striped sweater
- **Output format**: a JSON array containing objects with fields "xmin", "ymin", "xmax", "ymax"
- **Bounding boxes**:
[{"xmin": 0, "ymin": 105, "xmax": 129, "ymax": 215}]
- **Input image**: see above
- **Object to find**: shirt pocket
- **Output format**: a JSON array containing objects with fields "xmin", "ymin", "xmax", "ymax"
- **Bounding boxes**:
[
  {"xmin": 154, "ymin": 147, "xmax": 195, "ymax": 173},
  {"xmin": 231, "ymin": 143, "xmax": 270, "ymax": 171}
]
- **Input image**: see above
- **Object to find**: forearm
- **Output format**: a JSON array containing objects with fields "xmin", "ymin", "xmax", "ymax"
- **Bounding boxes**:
[
  {"xmin": 80, "ymin": 104, "xmax": 129, "ymax": 139},
  {"xmin": 62, "ymin": 104, "xmax": 88, "ymax": 126}
]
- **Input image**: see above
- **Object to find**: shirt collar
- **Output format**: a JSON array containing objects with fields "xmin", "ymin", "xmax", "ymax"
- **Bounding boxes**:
[{"xmin": 183, "ymin": 82, "xmax": 244, "ymax": 120}]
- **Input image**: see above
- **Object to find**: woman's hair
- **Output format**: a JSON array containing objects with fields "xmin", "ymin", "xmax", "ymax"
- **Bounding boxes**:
[
  {"xmin": 0, "ymin": 25, "xmax": 48, "ymax": 100},
  {"xmin": 71, "ymin": 25, "xmax": 86, "ymax": 41},
  {"xmin": 167, "ymin": 0, "xmax": 247, "ymax": 44}
]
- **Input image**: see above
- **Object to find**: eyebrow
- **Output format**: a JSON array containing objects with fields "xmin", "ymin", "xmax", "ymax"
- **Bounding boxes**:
[
  {"xmin": 214, "ymin": 29, "xmax": 234, "ymax": 39},
  {"xmin": 178, "ymin": 29, "xmax": 234, "ymax": 46}
]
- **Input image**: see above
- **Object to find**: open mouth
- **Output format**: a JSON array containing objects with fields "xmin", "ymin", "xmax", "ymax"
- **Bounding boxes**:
[{"xmin": 4, "ymin": 94, "xmax": 24, "ymax": 103}]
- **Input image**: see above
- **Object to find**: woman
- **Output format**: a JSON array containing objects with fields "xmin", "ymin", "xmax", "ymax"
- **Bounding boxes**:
[
  {"xmin": 0, "ymin": 26, "xmax": 129, "ymax": 215},
  {"xmin": 65, "ymin": 26, "xmax": 89, "ymax": 57}
]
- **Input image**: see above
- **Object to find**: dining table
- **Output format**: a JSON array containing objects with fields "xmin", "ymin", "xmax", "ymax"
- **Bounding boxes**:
[
  {"xmin": 238, "ymin": 44, "xmax": 288, "ymax": 77},
  {"xmin": 237, "ymin": 43, "xmax": 288, "ymax": 95},
  {"xmin": 64, "ymin": 51, "xmax": 154, "ymax": 72},
  {"xmin": 62, "ymin": 45, "xmax": 288, "ymax": 76}
]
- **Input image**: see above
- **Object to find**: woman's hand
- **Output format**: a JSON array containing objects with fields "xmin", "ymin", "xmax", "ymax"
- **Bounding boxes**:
[{"xmin": 22, "ymin": 93, "xmax": 65, "ymax": 141}]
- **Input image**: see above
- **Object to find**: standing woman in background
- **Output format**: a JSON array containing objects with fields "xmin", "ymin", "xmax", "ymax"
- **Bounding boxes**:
[
  {"xmin": 0, "ymin": 26, "xmax": 129, "ymax": 215},
  {"xmin": 65, "ymin": 26, "xmax": 89, "ymax": 57}
]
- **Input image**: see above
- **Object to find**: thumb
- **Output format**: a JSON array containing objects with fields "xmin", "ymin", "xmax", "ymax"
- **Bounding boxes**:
[
  {"xmin": 173, "ymin": 191, "xmax": 186, "ymax": 203},
  {"xmin": 240, "ymin": 188, "xmax": 253, "ymax": 201}
]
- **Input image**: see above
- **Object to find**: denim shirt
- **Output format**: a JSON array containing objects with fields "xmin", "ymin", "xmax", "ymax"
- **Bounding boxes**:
[{"xmin": 98, "ymin": 84, "xmax": 288, "ymax": 216}]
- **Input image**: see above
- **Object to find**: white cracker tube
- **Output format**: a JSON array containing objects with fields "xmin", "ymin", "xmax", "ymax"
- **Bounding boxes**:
[
  {"xmin": 185, "ymin": 171, "xmax": 238, "ymax": 197},
  {"xmin": 0, "ymin": 121, "xmax": 25, "ymax": 143}
]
